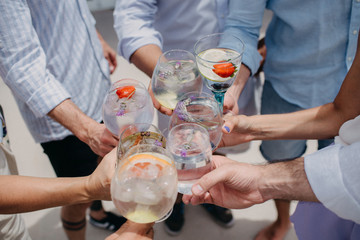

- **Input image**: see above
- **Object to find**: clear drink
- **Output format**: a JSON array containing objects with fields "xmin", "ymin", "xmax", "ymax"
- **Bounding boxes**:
[
  {"xmin": 152, "ymin": 50, "xmax": 202, "ymax": 110},
  {"xmin": 111, "ymin": 145, "xmax": 178, "ymax": 223},
  {"xmin": 167, "ymin": 123, "xmax": 212, "ymax": 194},
  {"xmin": 197, "ymin": 48, "xmax": 241, "ymax": 93},
  {"xmin": 170, "ymin": 92, "xmax": 222, "ymax": 150},
  {"xmin": 117, "ymin": 123, "xmax": 166, "ymax": 161},
  {"xmin": 194, "ymin": 33, "xmax": 245, "ymax": 109},
  {"xmin": 102, "ymin": 79, "xmax": 154, "ymax": 137}
]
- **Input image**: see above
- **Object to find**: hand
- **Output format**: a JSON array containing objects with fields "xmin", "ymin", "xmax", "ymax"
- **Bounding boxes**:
[
  {"xmin": 86, "ymin": 148, "xmax": 117, "ymax": 201},
  {"xmin": 85, "ymin": 121, "xmax": 118, "ymax": 157},
  {"xmin": 97, "ymin": 31, "xmax": 117, "ymax": 74},
  {"xmin": 223, "ymin": 91, "xmax": 239, "ymax": 115},
  {"xmin": 182, "ymin": 155, "xmax": 265, "ymax": 209},
  {"xmin": 105, "ymin": 221, "xmax": 154, "ymax": 240},
  {"xmin": 148, "ymin": 83, "xmax": 173, "ymax": 116},
  {"xmin": 218, "ymin": 114, "xmax": 253, "ymax": 148}
]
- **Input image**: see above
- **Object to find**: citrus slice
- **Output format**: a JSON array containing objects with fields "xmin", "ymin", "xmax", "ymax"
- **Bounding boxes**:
[{"xmin": 126, "ymin": 209, "xmax": 159, "ymax": 223}]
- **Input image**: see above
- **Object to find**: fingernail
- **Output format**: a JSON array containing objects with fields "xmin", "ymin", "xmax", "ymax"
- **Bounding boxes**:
[
  {"xmin": 192, "ymin": 184, "xmax": 204, "ymax": 195},
  {"xmin": 224, "ymin": 126, "xmax": 230, "ymax": 133}
]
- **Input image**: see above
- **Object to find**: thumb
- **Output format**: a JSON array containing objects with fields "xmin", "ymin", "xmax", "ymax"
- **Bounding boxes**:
[
  {"xmin": 222, "ymin": 116, "xmax": 237, "ymax": 134},
  {"xmin": 191, "ymin": 166, "xmax": 230, "ymax": 196}
]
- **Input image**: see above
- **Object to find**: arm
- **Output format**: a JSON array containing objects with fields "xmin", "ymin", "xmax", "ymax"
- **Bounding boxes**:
[
  {"xmin": 223, "ymin": 0, "xmax": 266, "ymax": 113},
  {"xmin": 0, "ymin": 148, "xmax": 116, "ymax": 214},
  {"xmin": 182, "ymin": 155, "xmax": 316, "ymax": 209},
  {"xmin": 48, "ymin": 99, "xmax": 117, "ymax": 157},
  {"xmin": 0, "ymin": 2, "xmax": 117, "ymax": 157},
  {"xmin": 106, "ymin": 221, "xmax": 154, "ymax": 240},
  {"xmin": 220, "ymin": 32, "xmax": 360, "ymax": 147}
]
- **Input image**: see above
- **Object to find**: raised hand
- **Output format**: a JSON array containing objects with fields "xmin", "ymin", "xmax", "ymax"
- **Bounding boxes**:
[{"xmin": 182, "ymin": 155, "xmax": 265, "ymax": 209}]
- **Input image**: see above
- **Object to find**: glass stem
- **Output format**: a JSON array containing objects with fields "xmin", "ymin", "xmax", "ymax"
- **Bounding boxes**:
[{"xmin": 212, "ymin": 91, "xmax": 225, "ymax": 111}]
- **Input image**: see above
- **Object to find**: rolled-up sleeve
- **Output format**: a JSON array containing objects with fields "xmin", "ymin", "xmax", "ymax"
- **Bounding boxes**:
[
  {"xmin": 113, "ymin": 0, "xmax": 163, "ymax": 61},
  {"xmin": 0, "ymin": 0, "xmax": 70, "ymax": 118},
  {"xmin": 304, "ymin": 142, "xmax": 360, "ymax": 224},
  {"xmin": 223, "ymin": 0, "xmax": 265, "ymax": 75}
]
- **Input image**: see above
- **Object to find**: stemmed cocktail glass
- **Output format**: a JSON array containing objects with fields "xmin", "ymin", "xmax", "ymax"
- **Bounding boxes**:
[
  {"xmin": 194, "ymin": 33, "xmax": 245, "ymax": 110},
  {"xmin": 111, "ymin": 144, "xmax": 178, "ymax": 223},
  {"xmin": 167, "ymin": 123, "xmax": 212, "ymax": 195},
  {"xmin": 151, "ymin": 49, "xmax": 202, "ymax": 111},
  {"xmin": 169, "ymin": 91, "xmax": 222, "ymax": 151},
  {"xmin": 102, "ymin": 79, "xmax": 154, "ymax": 137}
]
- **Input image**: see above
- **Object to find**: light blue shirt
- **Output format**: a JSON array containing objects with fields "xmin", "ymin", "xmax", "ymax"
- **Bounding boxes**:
[
  {"xmin": 114, "ymin": 0, "xmax": 228, "ymax": 61},
  {"xmin": 0, "ymin": 0, "xmax": 111, "ymax": 143},
  {"xmin": 225, "ymin": 0, "xmax": 360, "ymax": 109}
]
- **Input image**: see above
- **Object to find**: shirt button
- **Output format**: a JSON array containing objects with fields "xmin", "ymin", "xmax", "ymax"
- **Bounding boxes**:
[
  {"xmin": 353, "ymin": 30, "xmax": 358, "ymax": 35},
  {"xmin": 348, "ymin": 57, "xmax": 352, "ymax": 62},
  {"xmin": 357, "ymin": 0, "xmax": 360, "ymax": 3}
]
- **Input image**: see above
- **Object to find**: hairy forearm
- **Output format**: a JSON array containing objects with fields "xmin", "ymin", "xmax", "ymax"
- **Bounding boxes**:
[
  {"xmin": 259, "ymin": 158, "xmax": 318, "ymax": 202},
  {"xmin": 130, "ymin": 44, "xmax": 162, "ymax": 78},
  {"xmin": 0, "ymin": 175, "xmax": 91, "ymax": 214},
  {"xmin": 48, "ymin": 99, "xmax": 96, "ymax": 143}
]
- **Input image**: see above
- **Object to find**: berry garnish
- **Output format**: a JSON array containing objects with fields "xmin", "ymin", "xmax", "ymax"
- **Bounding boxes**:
[
  {"xmin": 116, "ymin": 86, "xmax": 136, "ymax": 99},
  {"xmin": 212, "ymin": 62, "xmax": 235, "ymax": 78}
]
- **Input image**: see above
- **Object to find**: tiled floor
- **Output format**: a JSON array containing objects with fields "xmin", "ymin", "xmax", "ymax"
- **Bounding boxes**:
[{"xmin": 0, "ymin": 9, "xmax": 319, "ymax": 240}]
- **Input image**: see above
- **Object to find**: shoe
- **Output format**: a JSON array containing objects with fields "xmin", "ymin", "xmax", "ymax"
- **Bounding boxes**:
[
  {"xmin": 164, "ymin": 202, "xmax": 185, "ymax": 236},
  {"xmin": 89, "ymin": 211, "xmax": 127, "ymax": 232},
  {"xmin": 202, "ymin": 204, "xmax": 234, "ymax": 228}
]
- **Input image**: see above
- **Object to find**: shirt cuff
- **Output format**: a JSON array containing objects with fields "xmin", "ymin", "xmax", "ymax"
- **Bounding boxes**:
[
  {"xmin": 26, "ymin": 76, "xmax": 71, "ymax": 118},
  {"xmin": 305, "ymin": 144, "xmax": 360, "ymax": 223},
  {"xmin": 119, "ymin": 37, "xmax": 163, "ymax": 62}
]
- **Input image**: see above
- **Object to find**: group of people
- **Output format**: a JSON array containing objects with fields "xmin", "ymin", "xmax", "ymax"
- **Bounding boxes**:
[{"xmin": 0, "ymin": 1, "xmax": 359, "ymax": 240}]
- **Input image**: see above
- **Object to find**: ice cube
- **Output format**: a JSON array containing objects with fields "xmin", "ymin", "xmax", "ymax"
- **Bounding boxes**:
[{"xmin": 134, "ymin": 181, "xmax": 160, "ymax": 205}]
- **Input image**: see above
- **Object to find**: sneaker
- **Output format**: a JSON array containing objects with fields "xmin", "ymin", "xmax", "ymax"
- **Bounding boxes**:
[
  {"xmin": 164, "ymin": 202, "xmax": 185, "ymax": 236},
  {"xmin": 202, "ymin": 204, "xmax": 234, "ymax": 228},
  {"xmin": 89, "ymin": 211, "xmax": 127, "ymax": 232}
]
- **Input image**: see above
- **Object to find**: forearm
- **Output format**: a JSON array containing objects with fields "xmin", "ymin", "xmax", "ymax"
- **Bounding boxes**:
[
  {"xmin": 48, "ymin": 99, "xmax": 97, "ymax": 144},
  {"xmin": 130, "ymin": 44, "xmax": 162, "ymax": 78},
  {"xmin": 246, "ymin": 103, "xmax": 344, "ymax": 140},
  {"xmin": 0, "ymin": 175, "xmax": 91, "ymax": 214},
  {"xmin": 226, "ymin": 64, "xmax": 251, "ymax": 99},
  {"xmin": 259, "ymin": 158, "xmax": 318, "ymax": 202}
]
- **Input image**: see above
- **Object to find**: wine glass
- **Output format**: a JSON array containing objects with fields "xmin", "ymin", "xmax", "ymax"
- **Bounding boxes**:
[
  {"xmin": 167, "ymin": 123, "xmax": 212, "ymax": 195},
  {"xmin": 102, "ymin": 79, "xmax": 154, "ymax": 137},
  {"xmin": 111, "ymin": 144, "xmax": 178, "ymax": 223},
  {"xmin": 151, "ymin": 49, "xmax": 203, "ymax": 111},
  {"xmin": 194, "ymin": 33, "xmax": 245, "ymax": 110},
  {"xmin": 117, "ymin": 123, "xmax": 166, "ymax": 162},
  {"xmin": 169, "ymin": 91, "xmax": 222, "ymax": 151}
]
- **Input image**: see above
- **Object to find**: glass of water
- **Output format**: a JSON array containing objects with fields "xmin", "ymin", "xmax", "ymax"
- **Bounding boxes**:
[
  {"xmin": 117, "ymin": 123, "xmax": 166, "ymax": 162},
  {"xmin": 111, "ymin": 144, "xmax": 178, "ymax": 223},
  {"xmin": 151, "ymin": 49, "xmax": 202, "ymax": 111},
  {"xmin": 102, "ymin": 79, "xmax": 154, "ymax": 137},
  {"xmin": 169, "ymin": 91, "xmax": 223, "ymax": 151},
  {"xmin": 167, "ymin": 123, "xmax": 212, "ymax": 194}
]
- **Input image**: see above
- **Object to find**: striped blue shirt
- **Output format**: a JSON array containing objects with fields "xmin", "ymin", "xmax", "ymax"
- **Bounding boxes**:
[{"xmin": 0, "ymin": 0, "xmax": 111, "ymax": 143}]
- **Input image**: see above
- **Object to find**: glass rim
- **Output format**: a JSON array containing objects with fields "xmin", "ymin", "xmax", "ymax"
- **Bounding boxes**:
[
  {"xmin": 194, "ymin": 33, "xmax": 245, "ymax": 64},
  {"xmin": 119, "ymin": 123, "xmax": 162, "ymax": 139},
  {"xmin": 175, "ymin": 92, "xmax": 221, "ymax": 118},
  {"xmin": 109, "ymin": 78, "xmax": 147, "ymax": 93},
  {"xmin": 156, "ymin": 49, "xmax": 197, "ymax": 71},
  {"xmin": 167, "ymin": 123, "xmax": 210, "ymax": 152}
]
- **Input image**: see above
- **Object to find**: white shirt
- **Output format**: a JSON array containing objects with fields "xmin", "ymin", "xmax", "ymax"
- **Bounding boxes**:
[
  {"xmin": 114, "ymin": 0, "xmax": 228, "ymax": 61},
  {"xmin": 304, "ymin": 115, "xmax": 360, "ymax": 224},
  {"xmin": 0, "ymin": 0, "xmax": 111, "ymax": 143}
]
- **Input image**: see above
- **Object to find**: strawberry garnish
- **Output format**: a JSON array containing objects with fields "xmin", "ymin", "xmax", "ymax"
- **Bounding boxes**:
[
  {"xmin": 212, "ymin": 62, "xmax": 235, "ymax": 78},
  {"xmin": 116, "ymin": 86, "xmax": 136, "ymax": 99}
]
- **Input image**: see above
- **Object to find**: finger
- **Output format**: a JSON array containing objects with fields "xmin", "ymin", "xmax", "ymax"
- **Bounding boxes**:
[
  {"xmin": 191, "ymin": 167, "xmax": 230, "ymax": 196},
  {"xmin": 222, "ymin": 117, "xmax": 236, "ymax": 134},
  {"xmin": 182, "ymin": 194, "xmax": 192, "ymax": 204}
]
